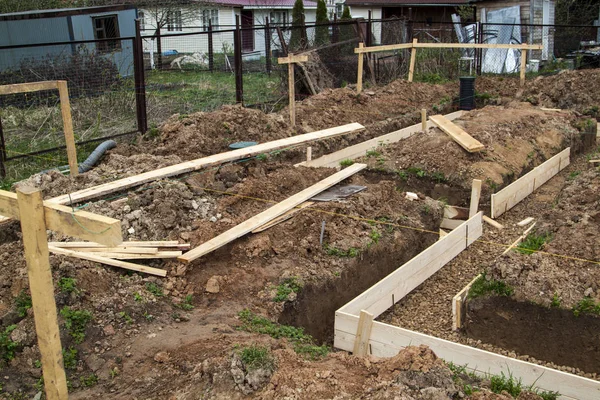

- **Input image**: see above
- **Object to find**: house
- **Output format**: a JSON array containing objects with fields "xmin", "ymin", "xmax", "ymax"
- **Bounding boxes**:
[
  {"xmin": 141, "ymin": 0, "xmax": 318, "ymax": 62},
  {"xmin": 0, "ymin": 5, "xmax": 137, "ymax": 76}
]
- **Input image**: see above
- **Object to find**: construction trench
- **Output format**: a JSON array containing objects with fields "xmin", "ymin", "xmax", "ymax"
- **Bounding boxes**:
[{"xmin": 1, "ymin": 72, "xmax": 600, "ymax": 399}]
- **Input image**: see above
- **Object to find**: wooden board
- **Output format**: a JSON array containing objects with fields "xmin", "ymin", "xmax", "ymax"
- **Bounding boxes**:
[
  {"xmin": 354, "ymin": 42, "xmax": 542, "ymax": 54},
  {"xmin": 429, "ymin": 115, "xmax": 485, "ymax": 152},
  {"xmin": 469, "ymin": 179, "xmax": 482, "ymax": 218},
  {"xmin": 491, "ymin": 148, "xmax": 570, "ymax": 218},
  {"xmin": 64, "ymin": 247, "xmax": 159, "ymax": 254},
  {"xmin": 48, "ymin": 240, "xmax": 186, "ymax": 249},
  {"xmin": 440, "ymin": 218, "xmax": 466, "ymax": 230},
  {"xmin": 71, "ymin": 251, "xmax": 182, "ymax": 260},
  {"xmin": 334, "ymin": 313, "xmax": 600, "ymax": 400},
  {"xmin": 452, "ymin": 274, "xmax": 482, "ymax": 330},
  {"xmin": 56, "ymin": 81, "xmax": 78, "ymax": 177},
  {"xmin": 49, "ymin": 246, "xmax": 167, "ymax": 277},
  {"xmin": 0, "ymin": 189, "xmax": 122, "ymax": 247},
  {"xmin": 0, "ymin": 81, "xmax": 59, "ymax": 95},
  {"xmin": 44, "ymin": 123, "xmax": 364, "ymax": 208},
  {"xmin": 252, "ymin": 201, "xmax": 314, "ymax": 233},
  {"xmin": 297, "ymin": 111, "xmax": 465, "ymax": 168},
  {"xmin": 352, "ymin": 310, "xmax": 374, "ymax": 356},
  {"xmin": 482, "ymin": 215, "xmax": 504, "ymax": 230},
  {"xmin": 339, "ymin": 213, "xmax": 482, "ymax": 318},
  {"xmin": 179, "ymin": 164, "xmax": 367, "ymax": 263}
]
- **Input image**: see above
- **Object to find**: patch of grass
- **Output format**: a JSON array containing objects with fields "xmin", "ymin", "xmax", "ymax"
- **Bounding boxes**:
[
  {"xmin": 324, "ymin": 244, "xmax": 359, "ymax": 258},
  {"xmin": 273, "ymin": 277, "xmax": 302, "ymax": 302},
  {"xmin": 118, "ymin": 311, "xmax": 134, "ymax": 325},
  {"xmin": 369, "ymin": 228, "xmax": 382, "ymax": 245},
  {"xmin": 60, "ymin": 307, "xmax": 93, "ymax": 344},
  {"xmin": 550, "ymin": 293, "xmax": 561, "ymax": 308},
  {"xmin": 0, "ymin": 325, "xmax": 18, "ymax": 361},
  {"xmin": 145, "ymin": 282, "xmax": 164, "ymax": 297},
  {"xmin": 490, "ymin": 371, "xmax": 523, "ymax": 397},
  {"xmin": 133, "ymin": 292, "xmax": 143, "ymax": 302},
  {"xmin": 467, "ymin": 273, "xmax": 514, "ymax": 299},
  {"xmin": 62, "ymin": 347, "xmax": 78, "ymax": 369},
  {"xmin": 237, "ymin": 344, "xmax": 275, "ymax": 371},
  {"xmin": 568, "ymin": 171, "xmax": 581, "ymax": 180},
  {"xmin": 572, "ymin": 296, "xmax": 600, "ymax": 317},
  {"xmin": 238, "ymin": 309, "xmax": 329, "ymax": 360},
  {"xmin": 15, "ymin": 290, "xmax": 32, "ymax": 318},
  {"xmin": 339, "ymin": 159, "xmax": 354, "ymax": 167},
  {"xmin": 515, "ymin": 232, "xmax": 552, "ymax": 255},
  {"xmin": 256, "ymin": 153, "xmax": 268, "ymax": 161},
  {"xmin": 57, "ymin": 277, "xmax": 79, "ymax": 295},
  {"xmin": 178, "ymin": 294, "xmax": 194, "ymax": 311},
  {"xmin": 80, "ymin": 373, "xmax": 98, "ymax": 387},
  {"xmin": 366, "ymin": 149, "xmax": 381, "ymax": 158},
  {"xmin": 536, "ymin": 390, "xmax": 560, "ymax": 400}
]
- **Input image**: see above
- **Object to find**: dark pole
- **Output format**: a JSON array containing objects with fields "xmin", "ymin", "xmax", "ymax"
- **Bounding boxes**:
[
  {"xmin": 367, "ymin": 10, "xmax": 372, "ymax": 47},
  {"xmin": 476, "ymin": 21, "xmax": 483, "ymax": 75},
  {"xmin": 234, "ymin": 15, "xmax": 244, "ymax": 104},
  {"xmin": 276, "ymin": 26, "xmax": 288, "ymax": 55},
  {"xmin": 208, "ymin": 20, "xmax": 214, "ymax": 72},
  {"xmin": 332, "ymin": 13, "xmax": 338, "ymax": 43},
  {"xmin": 0, "ymin": 117, "xmax": 6, "ymax": 178},
  {"xmin": 265, "ymin": 17, "xmax": 272, "ymax": 75},
  {"xmin": 156, "ymin": 27, "xmax": 163, "ymax": 70},
  {"xmin": 134, "ymin": 19, "xmax": 148, "ymax": 134}
]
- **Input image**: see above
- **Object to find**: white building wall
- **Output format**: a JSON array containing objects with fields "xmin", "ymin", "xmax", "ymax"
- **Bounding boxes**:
[{"xmin": 348, "ymin": 6, "xmax": 382, "ymax": 44}]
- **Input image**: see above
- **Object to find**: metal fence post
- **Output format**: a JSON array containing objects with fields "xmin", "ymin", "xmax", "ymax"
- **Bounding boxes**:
[
  {"xmin": 476, "ymin": 22, "xmax": 483, "ymax": 76},
  {"xmin": 0, "ymin": 117, "xmax": 6, "ymax": 178},
  {"xmin": 367, "ymin": 11, "xmax": 372, "ymax": 47},
  {"xmin": 234, "ymin": 15, "xmax": 244, "ymax": 104},
  {"xmin": 265, "ymin": 17, "xmax": 272, "ymax": 75},
  {"xmin": 208, "ymin": 21, "xmax": 214, "ymax": 72},
  {"xmin": 333, "ymin": 13, "xmax": 338, "ymax": 43},
  {"xmin": 134, "ymin": 19, "xmax": 148, "ymax": 134}
]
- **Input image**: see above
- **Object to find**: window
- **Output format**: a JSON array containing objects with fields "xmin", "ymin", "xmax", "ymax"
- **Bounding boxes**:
[
  {"xmin": 93, "ymin": 15, "xmax": 121, "ymax": 53},
  {"xmin": 202, "ymin": 9, "xmax": 219, "ymax": 31},
  {"xmin": 270, "ymin": 11, "xmax": 288, "ymax": 27},
  {"xmin": 139, "ymin": 10, "xmax": 146, "ymax": 31},
  {"xmin": 167, "ymin": 10, "xmax": 182, "ymax": 31}
]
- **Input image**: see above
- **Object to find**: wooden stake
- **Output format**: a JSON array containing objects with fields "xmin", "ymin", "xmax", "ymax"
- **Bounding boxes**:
[
  {"xmin": 57, "ymin": 81, "xmax": 78, "ymax": 177},
  {"xmin": 469, "ymin": 179, "xmax": 482, "ymax": 218},
  {"xmin": 357, "ymin": 43, "xmax": 364, "ymax": 93},
  {"xmin": 17, "ymin": 188, "xmax": 68, "ymax": 400},
  {"xmin": 408, "ymin": 39, "xmax": 418, "ymax": 82},
  {"xmin": 520, "ymin": 49, "xmax": 527, "ymax": 87},
  {"xmin": 306, "ymin": 146, "xmax": 312, "ymax": 162},
  {"xmin": 288, "ymin": 60, "xmax": 295, "ymax": 126},
  {"xmin": 353, "ymin": 309, "xmax": 374, "ymax": 356},
  {"xmin": 482, "ymin": 215, "xmax": 503, "ymax": 230},
  {"xmin": 421, "ymin": 108, "xmax": 427, "ymax": 132}
]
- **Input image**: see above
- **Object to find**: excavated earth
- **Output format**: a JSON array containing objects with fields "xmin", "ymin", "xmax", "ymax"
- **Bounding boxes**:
[{"xmin": 0, "ymin": 70, "xmax": 599, "ymax": 399}]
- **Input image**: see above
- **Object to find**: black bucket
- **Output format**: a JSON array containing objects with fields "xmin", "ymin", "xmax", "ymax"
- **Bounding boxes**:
[{"xmin": 459, "ymin": 76, "xmax": 476, "ymax": 110}]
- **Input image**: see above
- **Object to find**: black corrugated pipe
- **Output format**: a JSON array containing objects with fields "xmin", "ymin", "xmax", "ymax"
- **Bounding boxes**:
[{"xmin": 77, "ymin": 140, "xmax": 117, "ymax": 173}]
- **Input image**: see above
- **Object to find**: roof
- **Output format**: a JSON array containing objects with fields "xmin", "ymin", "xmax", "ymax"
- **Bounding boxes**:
[
  {"xmin": 0, "ymin": 5, "xmax": 136, "ymax": 21},
  {"xmin": 210, "ymin": 0, "xmax": 318, "ymax": 8},
  {"xmin": 344, "ymin": 0, "xmax": 467, "ymax": 5}
]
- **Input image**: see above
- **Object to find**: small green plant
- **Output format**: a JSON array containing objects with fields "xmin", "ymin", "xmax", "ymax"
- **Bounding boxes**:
[
  {"xmin": 339, "ymin": 159, "xmax": 354, "ymax": 167},
  {"xmin": 109, "ymin": 367, "xmax": 119, "ymax": 379},
  {"xmin": 178, "ymin": 295, "xmax": 194, "ymax": 311},
  {"xmin": 568, "ymin": 171, "xmax": 581, "ymax": 180},
  {"xmin": 369, "ymin": 228, "xmax": 382, "ymax": 245},
  {"xmin": 62, "ymin": 347, "xmax": 78, "ymax": 370},
  {"xmin": 366, "ymin": 149, "xmax": 381, "ymax": 158},
  {"xmin": 118, "ymin": 311, "xmax": 134, "ymax": 325},
  {"xmin": 15, "ymin": 290, "xmax": 32, "ymax": 318},
  {"xmin": 256, "ymin": 153, "xmax": 268, "ymax": 161},
  {"xmin": 490, "ymin": 371, "xmax": 524, "ymax": 397},
  {"xmin": 468, "ymin": 273, "xmax": 514, "ymax": 299},
  {"xmin": 57, "ymin": 277, "xmax": 79, "ymax": 295},
  {"xmin": 133, "ymin": 292, "xmax": 143, "ymax": 302},
  {"xmin": 146, "ymin": 123, "xmax": 160, "ymax": 140},
  {"xmin": 145, "ymin": 282, "xmax": 164, "ymax": 297},
  {"xmin": 516, "ymin": 232, "xmax": 552, "ymax": 255},
  {"xmin": 60, "ymin": 307, "xmax": 93, "ymax": 344},
  {"xmin": 144, "ymin": 311, "xmax": 154, "ymax": 321},
  {"xmin": 34, "ymin": 359, "xmax": 42, "ymax": 368},
  {"xmin": 273, "ymin": 277, "xmax": 303, "ymax": 302},
  {"xmin": 237, "ymin": 344, "xmax": 275, "ymax": 371},
  {"xmin": 238, "ymin": 309, "xmax": 329, "ymax": 360},
  {"xmin": 80, "ymin": 373, "xmax": 98, "ymax": 387},
  {"xmin": 550, "ymin": 293, "xmax": 561, "ymax": 308},
  {"xmin": 396, "ymin": 170, "xmax": 408, "ymax": 180},
  {"xmin": 572, "ymin": 296, "xmax": 600, "ymax": 317},
  {"xmin": 324, "ymin": 244, "xmax": 359, "ymax": 258},
  {"xmin": 536, "ymin": 390, "xmax": 560, "ymax": 400},
  {"xmin": 0, "ymin": 325, "xmax": 18, "ymax": 361}
]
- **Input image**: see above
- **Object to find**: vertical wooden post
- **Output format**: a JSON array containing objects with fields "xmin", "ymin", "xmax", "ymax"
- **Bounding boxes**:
[
  {"xmin": 306, "ymin": 146, "xmax": 312, "ymax": 162},
  {"xmin": 520, "ymin": 48, "xmax": 527, "ymax": 87},
  {"xmin": 17, "ymin": 187, "xmax": 68, "ymax": 400},
  {"xmin": 353, "ymin": 309, "xmax": 374, "ymax": 357},
  {"xmin": 421, "ymin": 108, "xmax": 427, "ymax": 132},
  {"xmin": 408, "ymin": 38, "xmax": 418, "ymax": 82},
  {"xmin": 288, "ymin": 54, "xmax": 296, "ymax": 126},
  {"xmin": 357, "ymin": 43, "xmax": 364, "ymax": 93},
  {"xmin": 0, "ymin": 117, "xmax": 6, "ymax": 178},
  {"xmin": 469, "ymin": 179, "xmax": 482, "ymax": 218},
  {"xmin": 56, "ymin": 81, "xmax": 78, "ymax": 177}
]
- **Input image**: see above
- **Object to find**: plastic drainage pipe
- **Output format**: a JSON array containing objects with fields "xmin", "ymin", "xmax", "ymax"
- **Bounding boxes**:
[{"xmin": 77, "ymin": 140, "xmax": 117, "ymax": 173}]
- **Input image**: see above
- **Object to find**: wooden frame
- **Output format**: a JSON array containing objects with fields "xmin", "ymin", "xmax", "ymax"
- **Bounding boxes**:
[
  {"xmin": 334, "ymin": 211, "xmax": 600, "ymax": 399},
  {"xmin": 355, "ymin": 41, "xmax": 543, "ymax": 92},
  {"xmin": 452, "ymin": 273, "xmax": 481, "ymax": 330},
  {"xmin": 278, "ymin": 53, "xmax": 309, "ymax": 126},
  {"xmin": 0, "ymin": 81, "xmax": 79, "ymax": 176},
  {"xmin": 491, "ymin": 148, "xmax": 570, "ymax": 219}
]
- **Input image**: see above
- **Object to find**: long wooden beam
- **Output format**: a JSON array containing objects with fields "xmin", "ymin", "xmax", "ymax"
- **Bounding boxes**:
[
  {"xmin": 429, "ymin": 115, "xmax": 485, "ymax": 152},
  {"xmin": 179, "ymin": 163, "xmax": 367, "ymax": 263},
  {"xmin": 0, "ymin": 81, "xmax": 59, "ymax": 95},
  {"xmin": 355, "ymin": 42, "xmax": 543, "ymax": 54},
  {"xmin": 0, "ymin": 189, "xmax": 122, "ymax": 247},
  {"xmin": 48, "ymin": 240, "xmax": 186, "ymax": 248}
]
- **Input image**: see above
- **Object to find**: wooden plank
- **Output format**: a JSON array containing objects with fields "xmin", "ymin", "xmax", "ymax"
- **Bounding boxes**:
[
  {"xmin": 469, "ymin": 179, "xmax": 482, "ymax": 218},
  {"xmin": 430, "ymin": 115, "xmax": 485, "ymax": 152},
  {"xmin": 354, "ymin": 42, "xmax": 413, "ymax": 54},
  {"xmin": 297, "ymin": 111, "xmax": 464, "ymax": 168},
  {"xmin": 48, "ymin": 246, "xmax": 167, "ymax": 277},
  {"xmin": 277, "ymin": 54, "xmax": 309, "ymax": 64},
  {"xmin": 438, "ymin": 229, "xmax": 448, "ymax": 239},
  {"xmin": 588, "ymin": 159, "xmax": 600, "ymax": 163},
  {"xmin": 252, "ymin": 201, "xmax": 314, "ymax": 233},
  {"xmin": 334, "ymin": 315, "xmax": 600, "ymax": 400},
  {"xmin": 44, "ymin": 123, "xmax": 364, "ymax": 208},
  {"xmin": 520, "ymin": 49, "xmax": 527, "ymax": 87},
  {"xmin": 0, "ymin": 189, "xmax": 122, "ymax": 247},
  {"xmin": 57, "ymin": 81, "xmax": 78, "ymax": 177},
  {"xmin": 48, "ymin": 240, "xmax": 186, "ymax": 248},
  {"xmin": 65, "ymin": 247, "xmax": 159, "ymax": 254},
  {"xmin": 444, "ymin": 206, "xmax": 469, "ymax": 220},
  {"xmin": 353, "ymin": 310, "xmax": 374, "ymax": 356},
  {"xmin": 179, "ymin": 164, "xmax": 367, "ymax": 263},
  {"xmin": 357, "ymin": 43, "xmax": 364, "ymax": 93},
  {"xmin": 452, "ymin": 273, "xmax": 482, "ymax": 330},
  {"xmin": 440, "ymin": 218, "xmax": 466, "ymax": 230},
  {"xmin": 421, "ymin": 109, "xmax": 427, "ymax": 132},
  {"xmin": 0, "ymin": 81, "xmax": 59, "ymax": 95},
  {"xmin": 517, "ymin": 217, "xmax": 534, "ymax": 226},
  {"xmin": 491, "ymin": 148, "xmax": 570, "ymax": 218},
  {"xmin": 71, "ymin": 251, "xmax": 182, "ymax": 260},
  {"xmin": 288, "ymin": 61, "xmax": 296, "ymax": 126},
  {"xmin": 306, "ymin": 146, "xmax": 312, "ymax": 162},
  {"xmin": 339, "ymin": 213, "xmax": 482, "ymax": 318},
  {"xmin": 482, "ymin": 215, "xmax": 503, "ymax": 230},
  {"xmin": 408, "ymin": 39, "xmax": 417, "ymax": 82},
  {"xmin": 502, "ymin": 222, "xmax": 536, "ymax": 255},
  {"xmin": 354, "ymin": 42, "xmax": 542, "ymax": 54},
  {"xmin": 16, "ymin": 188, "xmax": 68, "ymax": 400}
]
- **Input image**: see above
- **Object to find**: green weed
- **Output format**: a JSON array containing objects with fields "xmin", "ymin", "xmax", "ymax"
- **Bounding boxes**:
[
  {"xmin": 572, "ymin": 296, "xmax": 600, "ymax": 317},
  {"xmin": 366, "ymin": 149, "xmax": 381, "ymax": 158},
  {"xmin": 273, "ymin": 277, "xmax": 302, "ymax": 302},
  {"xmin": 118, "ymin": 311, "xmax": 134, "ymax": 325},
  {"xmin": 568, "ymin": 171, "xmax": 581, "ymax": 180},
  {"xmin": 60, "ymin": 307, "xmax": 93, "ymax": 344},
  {"xmin": 57, "ymin": 277, "xmax": 79, "ymax": 295},
  {"xmin": 145, "ymin": 282, "xmax": 164, "ymax": 297},
  {"xmin": 178, "ymin": 295, "xmax": 194, "ymax": 311},
  {"xmin": 490, "ymin": 371, "xmax": 523, "ymax": 397},
  {"xmin": 339, "ymin": 159, "xmax": 354, "ymax": 167},
  {"xmin": 468, "ymin": 273, "xmax": 514, "ymax": 299},
  {"xmin": 324, "ymin": 244, "xmax": 359, "ymax": 258},
  {"xmin": 238, "ymin": 309, "xmax": 329, "ymax": 360},
  {"xmin": 133, "ymin": 292, "xmax": 143, "ymax": 302},
  {"xmin": 0, "ymin": 325, "xmax": 18, "ymax": 361},
  {"xmin": 62, "ymin": 347, "xmax": 78, "ymax": 369},
  {"xmin": 15, "ymin": 291, "xmax": 32, "ymax": 318},
  {"xmin": 550, "ymin": 293, "xmax": 561, "ymax": 308},
  {"xmin": 238, "ymin": 344, "xmax": 275, "ymax": 371},
  {"xmin": 80, "ymin": 373, "xmax": 98, "ymax": 387},
  {"xmin": 516, "ymin": 232, "xmax": 552, "ymax": 255},
  {"xmin": 369, "ymin": 229, "xmax": 382, "ymax": 245},
  {"xmin": 256, "ymin": 153, "xmax": 268, "ymax": 161}
]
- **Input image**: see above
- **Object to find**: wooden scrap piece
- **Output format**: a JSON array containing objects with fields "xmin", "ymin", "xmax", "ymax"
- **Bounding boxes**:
[
  {"xmin": 179, "ymin": 164, "xmax": 367, "ymax": 263},
  {"xmin": 252, "ymin": 201, "xmax": 315, "ymax": 233},
  {"xmin": 353, "ymin": 310, "xmax": 374, "ymax": 356},
  {"xmin": 429, "ymin": 115, "xmax": 485, "ymax": 153},
  {"xmin": 72, "ymin": 251, "xmax": 182, "ymax": 260},
  {"xmin": 482, "ymin": 215, "xmax": 504, "ymax": 230},
  {"xmin": 452, "ymin": 273, "xmax": 482, "ymax": 330},
  {"xmin": 517, "ymin": 217, "xmax": 534, "ymax": 227},
  {"xmin": 469, "ymin": 179, "xmax": 482, "ymax": 218}
]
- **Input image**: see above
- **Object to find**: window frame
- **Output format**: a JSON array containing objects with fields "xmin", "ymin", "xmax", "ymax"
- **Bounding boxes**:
[
  {"xmin": 202, "ymin": 9, "xmax": 219, "ymax": 31},
  {"xmin": 92, "ymin": 14, "xmax": 121, "ymax": 53},
  {"xmin": 269, "ymin": 11, "xmax": 288, "ymax": 27},
  {"xmin": 166, "ymin": 10, "xmax": 183, "ymax": 32}
]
